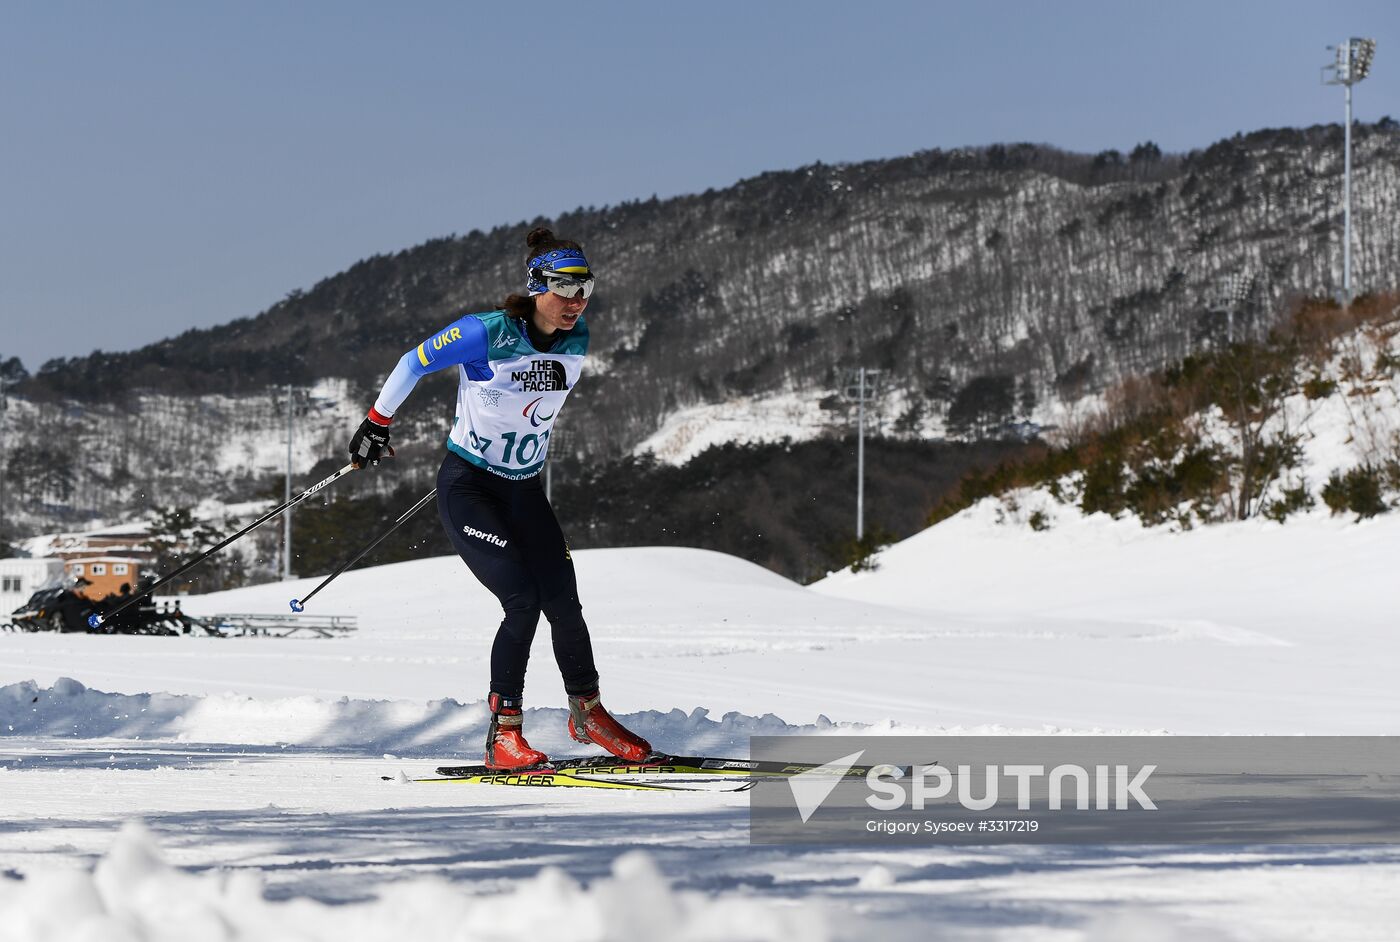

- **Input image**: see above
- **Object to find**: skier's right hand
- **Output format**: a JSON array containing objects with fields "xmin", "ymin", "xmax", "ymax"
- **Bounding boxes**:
[{"xmin": 349, "ymin": 412, "xmax": 393, "ymax": 468}]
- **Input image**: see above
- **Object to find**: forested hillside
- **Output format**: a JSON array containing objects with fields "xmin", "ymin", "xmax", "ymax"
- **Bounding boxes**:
[{"xmin": 5, "ymin": 122, "xmax": 1399, "ymax": 550}]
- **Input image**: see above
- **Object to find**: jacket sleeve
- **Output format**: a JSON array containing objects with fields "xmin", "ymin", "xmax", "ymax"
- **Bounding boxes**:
[{"xmin": 370, "ymin": 315, "xmax": 491, "ymax": 421}]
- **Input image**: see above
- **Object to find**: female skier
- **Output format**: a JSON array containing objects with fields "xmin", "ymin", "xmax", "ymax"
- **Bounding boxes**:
[{"xmin": 347, "ymin": 227, "xmax": 651, "ymax": 769}]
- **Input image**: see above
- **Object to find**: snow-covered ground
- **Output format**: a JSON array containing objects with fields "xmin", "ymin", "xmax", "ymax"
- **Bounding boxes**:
[
  {"xmin": 4, "ymin": 505, "xmax": 1400, "ymax": 939},
  {"xmin": 633, "ymin": 390, "xmax": 845, "ymax": 464}
]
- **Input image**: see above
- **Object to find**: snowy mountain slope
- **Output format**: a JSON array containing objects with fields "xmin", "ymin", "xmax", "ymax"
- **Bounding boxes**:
[
  {"xmin": 1047, "ymin": 305, "xmax": 1400, "ymax": 528},
  {"xmin": 1139, "ymin": 311, "xmax": 1400, "ymax": 522},
  {"xmin": 633, "ymin": 390, "xmax": 840, "ymax": 464},
  {"xmin": 13, "ymin": 125, "xmax": 1400, "ymax": 533},
  {"xmin": 2, "ymin": 377, "xmax": 366, "ymax": 534}
]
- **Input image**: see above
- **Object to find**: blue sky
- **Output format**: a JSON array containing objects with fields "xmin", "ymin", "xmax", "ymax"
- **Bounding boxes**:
[{"xmin": 1, "ymin": 1, "xmax": 1395, "ymax": 370}]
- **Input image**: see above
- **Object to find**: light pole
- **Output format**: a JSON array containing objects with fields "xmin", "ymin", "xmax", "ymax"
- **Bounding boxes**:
[
  {"xmin": 283, "ymin": 384, "xmax": 294, "ymax": 580},
  {"xmin": 0, "ymin": 377, "xmax": 10, "ymax": 549},
  {"xmin": 1322, "ymin": 37, "xmax": 1377, "ymax": 307},
  {"xmin": 546, "ymin": 426, "xmax": 572, "ymax": 502},
  {"xmin": 842, "ymin": 367, "xmax": 883, "ymax": 541}
]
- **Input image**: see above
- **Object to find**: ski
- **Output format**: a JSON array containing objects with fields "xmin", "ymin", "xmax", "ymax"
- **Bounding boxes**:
[
  {"xmin": 388, "ymin": 767, "xmax": 753, "ymax": 792},
  {"xmin": 389, "ymin": 752, "xmax": 923, "ymax": 792},
  {"xmin": 432, "ymin": 753, "xmax": 910, "ymax": 780}
]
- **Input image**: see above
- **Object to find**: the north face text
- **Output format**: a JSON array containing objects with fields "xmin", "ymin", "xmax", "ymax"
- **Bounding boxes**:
[{"xmin": 510, "ymin": 360, "xmax": 567, "ymax": 392}]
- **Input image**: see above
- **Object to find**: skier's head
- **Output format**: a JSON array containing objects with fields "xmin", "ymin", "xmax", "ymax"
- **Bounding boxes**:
[
  {"xmin": 524, "ymin": 230, "xmax": 592, "ymax": 298},
  {"xmin": 503, "ymin": 227, "xmax": 593, "ymax": 332}
]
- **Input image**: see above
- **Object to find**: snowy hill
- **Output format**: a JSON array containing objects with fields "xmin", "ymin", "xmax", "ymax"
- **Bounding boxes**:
[
  {"xmin": 817, "ymin": 502, "xmax": 1400, "ymax": 734},
  {"xmin": 11, "ymin": 526, "xmax": 1399, "ymax": 739},
  {"xmin": 5, "ymin": 523, "xmax": 1400, "ymax": 937},
  {"xmin": 908, "ymin": 296, "xmax": 1400, "ymax": 537}
]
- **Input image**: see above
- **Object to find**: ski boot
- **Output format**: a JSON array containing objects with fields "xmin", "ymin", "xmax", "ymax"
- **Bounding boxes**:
[
  {"xmin": 484, "ymin": 693, "xmax": 548, "ymax": 770},
  {"xmin": 567, "ymin": 689, "xmax": 651, "ymax": 762}
]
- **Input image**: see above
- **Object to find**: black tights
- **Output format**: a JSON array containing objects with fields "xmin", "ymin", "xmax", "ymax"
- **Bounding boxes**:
[{"xmin": 437, "ymin": 452, "xmax": 599, "ymax": 699}]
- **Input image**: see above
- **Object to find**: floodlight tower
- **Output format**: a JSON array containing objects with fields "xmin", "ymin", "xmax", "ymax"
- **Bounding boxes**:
[{"xmin": 1322, "ymin": 37, "xmax": 1377, "ymax": 306}]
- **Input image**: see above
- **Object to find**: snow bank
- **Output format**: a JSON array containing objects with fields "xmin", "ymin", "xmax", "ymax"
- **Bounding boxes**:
[
  {"xmin": 0, "ymin": 678, "xmax": 876, "ymax": 757},
  {"xmin": 0, "ymin": 822, "xmax": 825, "ymax": 942}
]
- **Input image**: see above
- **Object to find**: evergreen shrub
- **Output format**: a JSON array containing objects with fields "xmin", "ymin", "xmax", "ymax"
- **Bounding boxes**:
[{"xmin": 1321, "ymin": 466, "xmax": 1389, "ymax": 519}]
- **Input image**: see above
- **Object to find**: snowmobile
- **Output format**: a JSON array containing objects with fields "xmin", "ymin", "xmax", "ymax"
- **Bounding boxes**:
[
  {"xmin": 10, "ymin": 585, "xmax": 94, "ymax": 633},
  {"xmin": 9, "ymin": 582, "xmax": 195, "ymax": 635}
]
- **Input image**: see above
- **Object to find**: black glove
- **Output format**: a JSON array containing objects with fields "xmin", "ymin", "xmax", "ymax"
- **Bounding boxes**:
[{"xmin": 348, "ymin": 415, "xmax": 393, "ymax": 468}]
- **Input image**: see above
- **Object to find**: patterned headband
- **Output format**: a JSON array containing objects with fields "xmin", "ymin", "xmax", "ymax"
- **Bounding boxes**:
[{"xmin": 526, "ymin": 248, "xmax": 592, "ymax": 295}]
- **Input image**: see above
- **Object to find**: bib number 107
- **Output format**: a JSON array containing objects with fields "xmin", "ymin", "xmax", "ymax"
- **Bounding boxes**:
[{"xmin": 469, "ymin": 429, "xmax": 550, "ymax": 466}]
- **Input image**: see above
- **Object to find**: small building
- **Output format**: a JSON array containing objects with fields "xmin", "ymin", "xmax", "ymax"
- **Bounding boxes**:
[
  {"xmin": 64, "ymin": 557, "xmax": 146, "ymax": 602},
  {"xmin": 36, "ymin": 531, "xmax": 152, "ymax": 563},
  {"xmin": 0, "ymin": 558, "xmax": 66, "ymax": 614}
]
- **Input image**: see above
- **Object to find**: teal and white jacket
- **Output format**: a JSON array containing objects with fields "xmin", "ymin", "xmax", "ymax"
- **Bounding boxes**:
[{"xmin": 371, "ymin": 310, "xmax": 588, "ymax": 480}]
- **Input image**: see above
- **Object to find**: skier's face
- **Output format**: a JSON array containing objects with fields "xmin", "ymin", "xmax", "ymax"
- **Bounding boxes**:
[{"xmin": 533, "ymin": 289, "xmax": 588, "ymax": 335}]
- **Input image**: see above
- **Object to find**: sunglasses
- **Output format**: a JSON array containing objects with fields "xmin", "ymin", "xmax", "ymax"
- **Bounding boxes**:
[
  {"xmin": 532, "ymin": 268, "xmax": 595, "ymax": 299},
  {"xmin": 543, "ymin": 272, "xmax": 595, "ymax": 300}
]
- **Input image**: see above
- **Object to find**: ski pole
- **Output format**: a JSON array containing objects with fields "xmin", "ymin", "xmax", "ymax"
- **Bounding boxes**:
[
  {"xmin": 89, "ymin": 462, "xmax": 358, "ymax": 629},
  {"xmin": 290, "ymin": 487, "xmax": 437, "ymax": 612}
]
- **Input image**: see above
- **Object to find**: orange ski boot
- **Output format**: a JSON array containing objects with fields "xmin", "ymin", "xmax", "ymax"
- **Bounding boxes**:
[
  {"xmin": 484, "ymin": 693, "xmax": 548, "ymax": 770},
  {"xmin": 567, "ymin": 689, "xmax": 652, "ymax": 762}
]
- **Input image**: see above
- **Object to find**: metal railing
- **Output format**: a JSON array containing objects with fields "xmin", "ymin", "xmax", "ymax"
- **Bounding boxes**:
[{"xmin": 201, "ymin": 612, "xmax": 358, "ymax": 638}]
